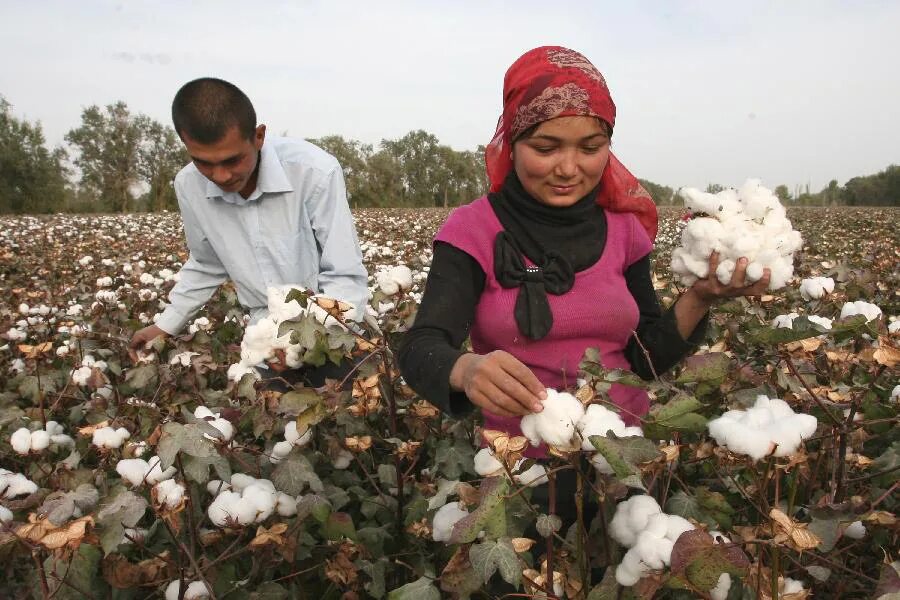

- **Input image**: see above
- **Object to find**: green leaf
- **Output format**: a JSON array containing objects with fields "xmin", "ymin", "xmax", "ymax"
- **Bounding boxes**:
[
  {"xmin": 121, "ymin": 364, "xmax": 158, "ymax": 392},
  {"xmin": 271, "ymin": 450, "xmax": 323, "ymax": 495},
  {"xmin": 42, "ymin": 544, "xmax": 106, "ymax": 599},
  {"xmin": 469, "ymin": 538, "xmax": 520, "ymax": 586},
  {"xmin": 182, "ymin": 453, "xmax": 231, "ymax": 484},
  {"xmin": 676, "ymin": 353, "xmax": 731, "ymax": 384},
  {"xmin": 644, "ymin": 394, "xmax": 708, "ymax": 439},
  {"xmin": 296, "ymin": 494, "xmax": 332, "ymax": 523},
  {"xmin": 322, "ymin": 511, "xmax": 357, "ymax": 541},
  {"xmin": 666, "ymin": 489, "xmax": 733, "ymax": 530},
  {"xmin": 589, "ymin": 433, "xmax": 660, "ymax": 490},
  {"xmin": 427, "ymin": 479, "xmax": 460, "ymax": 510},
  {"xmin": 96, "ymin": 491, "xmax": 148, "ymax": 555},
  {"xmin": 874, "ymin": 560, "xmax": 900, "ymax": 600},
  {"xmin": 536, "ymin": 514, "xmax": 562, "ymax": 538},
  {"xmin": 871, "ymin": 442, "xmax": 900, "ymax": 487},
  {"xmin": 249, "ymin": 582, "xmax": 289, "ymax": 600},
  {"xmin": 670, "ymin": 529, "xmax": 750, "ymax": 591},
  {"xmin": 378, "ymin": 463, "xmax": 398, "ymax": 491},
  {"xmin": 449, "ymin": 477, "xmax": 510, "ymax": 544},
  {"xmin": 434, "ymin": 438, "xmax": 475, "ymax": 479},
  {"xmin": 362, "ymin": 557, "xmax": 389, "ymax": 599},
  {"xmin": 587, "ymin": 567, "xmax": 621, "ymax": 600},
  {"xmin": 157, "ymin": 422, "xmax": 217, "ymax": 469},
  {"xmin": 387, "ymin": 576, "xmax": 441, "ymax": 600}
]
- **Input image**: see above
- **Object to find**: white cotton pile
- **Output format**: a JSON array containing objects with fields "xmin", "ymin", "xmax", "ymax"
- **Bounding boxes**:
[
  {"xmin": 0, "ymin": 468, "xmax": 39, "ymax": 498},
  {"xmin": 782, "ymin": 578, "xmax": 807, "ymax": 595},
  {"xmin": 71, "ymin": 366, "xmax": 93, "ymax": 386},
  {"xmin": 710, "ymin": 573, "xmax": 732, "ymax": 600},
  {"xmin": 839, "ymin": 301, "xmax": 882, "ymax": 323},
  {"xmin": 889, "ymin": 319, "xmax": 900, "ymax": 334},
  {"xmin": 707, "ymin": 395, "xmax": 817, "ymax": 461},
  {"xmin": 154, "ymin": 479, "xmax": 186, "ymax": 509},
  {"xmin": 799, "ymin": 277, "xmax": 835, "ymax": 300},
  {"xmin": 10, "ymin": 422, "xmax": 73, "ymax": 455},
  {"xmin": 609, "ymin": 495, "xmax": 696, "ymax": 586},
  {"xmin": 432, "ymin": 501, "xmax": 469, "ymax": 543},
  {"xmin": 892, "ymin": 385, "xmax": 900, "ymax": 403},
  {"xmin": 0, "ymin": 505, "xmax": 12, "ymax": 523},
  {"xmin": 472, "ymin": 448, "xmax": 548, "ymax": 487},
  {"xmin": 376, "ymin": 265, "xmax": 413, "ymax": 295},
  {"xmin": 92, "ymin": 426, "xmax": 131, "ymax": 449},
  {"xmin": 206, "ymin": 473, "xmax": 279, "ymax": 527},
  {"xmin": 843, "ymin": 520, "xmax": 866, "ymax": 539},
  {"xmin": 671, "ymin": 180, "xmax": 801, "ymax": 290},
  {"xmin": 270, "ymin": 420, "xmax": 313, "ymax": 464},
  {"xmin": 520, "ymin": 389, "xmax": 585, "ymax": 448},
  {"xmin": 116, "ymin": 456, "xmax": 177, "ymax": 487},
  {"xmin": 164, "ymin": 580, "xmax": 209, "ymax": 600},
  {"xmin": 193, "ymin": 406, "xmax": 234, "ymax": 442}
]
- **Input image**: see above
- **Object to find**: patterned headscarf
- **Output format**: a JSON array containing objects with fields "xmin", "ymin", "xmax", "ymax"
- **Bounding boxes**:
[{"xmin": 485, "ymin": 46, "xmax": 658, "ymax": 240}]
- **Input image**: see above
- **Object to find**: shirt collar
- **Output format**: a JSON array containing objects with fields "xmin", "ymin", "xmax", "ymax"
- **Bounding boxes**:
[{"xmin": 205, "ymin": 137, "xmax": 294, "ymax": 204}]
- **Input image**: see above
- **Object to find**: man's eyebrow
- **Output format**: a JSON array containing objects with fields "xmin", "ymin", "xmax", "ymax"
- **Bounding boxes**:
[{"xmin": 191, "ymin": 153, "xmax": 242, "ymax": 165}]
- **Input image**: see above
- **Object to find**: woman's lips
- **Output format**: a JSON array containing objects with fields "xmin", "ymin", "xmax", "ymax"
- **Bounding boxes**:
[{"xmin": 550, "ymin": 184, "xmax": 576, "ymax": 194}]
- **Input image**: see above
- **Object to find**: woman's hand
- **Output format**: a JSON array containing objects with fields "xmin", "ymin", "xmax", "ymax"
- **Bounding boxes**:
[
  {"xmin": 691, "ymin": 252, "xmax": 771, "ymax": 304},
  {"xmin": 449, "ymin": 351, "xmax": 546, "ymax": 417}
]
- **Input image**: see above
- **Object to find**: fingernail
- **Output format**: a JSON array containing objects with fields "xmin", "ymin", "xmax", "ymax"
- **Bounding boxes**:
[
  {"xmin": 538, "ymin": 390, "xmax": 547, "ymax": 400},
  {"xmin": 532, "ymin": 403, "xmax": 543, "ymax": 412}
]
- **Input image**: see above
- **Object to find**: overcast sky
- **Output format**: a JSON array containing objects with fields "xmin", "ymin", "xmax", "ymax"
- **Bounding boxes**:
[{"xmin": 2, "ymin": 0, "xmax": 897, "ymax": 192}]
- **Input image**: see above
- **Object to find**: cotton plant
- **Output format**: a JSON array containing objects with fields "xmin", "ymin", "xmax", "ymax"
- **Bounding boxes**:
[
  {"xmin": 799, "ymin": 276, "xmax": 835, "ymax": 300},
  {"xmin": 609, "ymin": 494, "xmax": 696, "ymax": 586},
  {"xmin": 707, "ymin": 395, "xmax": 818, "ymax": 461},
  {"xmin": 10, "ymin": 421, "xmax": 73, "ymax": 455},
  {"xmin": 671, "ymin": 180, "xmax": 801, "ymax": 290},
  {"xmin": 206, "ymin": 473, "xmax": 295, "ymax": 526},
  {"xmin": 520, "ymin": 388, "xmax": 585, "ymax": 448}
]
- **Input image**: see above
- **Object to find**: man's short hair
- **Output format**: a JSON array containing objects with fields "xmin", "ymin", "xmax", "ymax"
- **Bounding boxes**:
[{"xmin": 171, "ymin": 78, "xmax": 256, "ymax": 143}]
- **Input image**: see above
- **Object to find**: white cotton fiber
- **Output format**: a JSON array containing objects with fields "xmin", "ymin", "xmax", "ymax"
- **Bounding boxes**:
[
  {"xmin": 432, "ymin": 501, "xmax": 468, "ymax": 543},
  {"xmin": 376, "ymin": 265, "xmax": 413, "ymax": 295},
  {"xmin": 799, "ymin": 277, "xmax": 835, "ymax": 300},
  {"xmin": 671, "ymin": 180, "xmax": 801, "ymax": 290},
  {"xmin": 164, "ymin": 580, "xmax": 209, "ymax": 600},
  {"xmin": 840, "ymin": 301, "xmax": 882, "ymax": 322},
  {"xmin": 577, "ymin": 404, "xmax": 642, "ymax": 450},
  {"xmin": 707, "ymin": 395, "xmax": 817, "ymax": 460},
  {"xmin": 473, "ymin": 448, "xmax": 504, "ymax": 476},
  {"xmin": 520, "ymin": 389, "xmax": 585, "ymax": 448}
]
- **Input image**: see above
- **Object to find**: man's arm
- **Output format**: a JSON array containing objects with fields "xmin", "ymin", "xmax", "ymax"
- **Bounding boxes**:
[
  {"xmin": 154, "ymin": 183, "xmax": 229, "ymax": 335},
  {"xmin": 307, "ymin": 165, "xmax": 369, "ymax": 317}
]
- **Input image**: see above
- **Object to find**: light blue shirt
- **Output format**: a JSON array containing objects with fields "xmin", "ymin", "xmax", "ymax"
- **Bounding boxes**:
[{"xmin": 157, "ymin": 136, "xmax": 369, "ymax": 334}]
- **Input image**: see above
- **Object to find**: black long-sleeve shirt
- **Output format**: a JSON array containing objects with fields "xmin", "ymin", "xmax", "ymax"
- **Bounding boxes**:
[{"xmin": 398, "ymin": 206, "xmax": 707, "ymax": 417}]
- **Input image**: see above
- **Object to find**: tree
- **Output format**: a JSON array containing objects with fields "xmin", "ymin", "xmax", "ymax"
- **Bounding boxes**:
[
  {"xmin": 381, "ymin": 130, "xmax": 444, "ymax": 206},
  {"xmin": 307, "ymin": 135, "xmax": 373, "ymax": 208},
  {"xmin": 638, "ymin": 178, "xmax": 674, "ymax": 205},
  {"xmin": 705, "ymin": 183, "xmax": 726, "ymax": 194},
  {"xmin": 774, "ymin": 185, "xmax": 791, "ymax": 203},
  {"xmin": 65, "ymin": 102, "xmax": 143, "ymax": 212},
  {"xmin": 137, "ymin": 118, "xmax": 187, "ymax": 211},
  {"xmin": 0, "ymin": 96, "xmax": 69, "ymax": 213}
]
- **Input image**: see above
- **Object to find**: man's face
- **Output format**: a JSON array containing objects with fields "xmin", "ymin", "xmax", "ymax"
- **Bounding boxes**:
[{"xmin": 182, "ymin": 124, "xmax": 266, "ymax": 196}]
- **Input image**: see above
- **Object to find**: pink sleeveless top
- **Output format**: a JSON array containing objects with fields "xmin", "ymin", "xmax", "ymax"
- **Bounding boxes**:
[{"xmin": 435, "ymin": 196, "xmax": 653, "ymax": 457}]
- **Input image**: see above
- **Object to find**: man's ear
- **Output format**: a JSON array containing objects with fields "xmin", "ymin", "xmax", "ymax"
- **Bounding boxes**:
[{"xmin": 254, "ymin": 124, "xmax": 266, "ymax": 150}]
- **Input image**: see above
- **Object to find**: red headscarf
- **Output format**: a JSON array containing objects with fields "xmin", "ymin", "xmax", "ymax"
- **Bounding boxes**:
[{"xmin": 485, "ymin": 46, "xmax": 658, "ymax": 240}]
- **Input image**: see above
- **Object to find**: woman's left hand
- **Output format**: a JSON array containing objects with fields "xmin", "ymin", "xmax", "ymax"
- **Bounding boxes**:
[{"xmin": 690, "ymin": 252, "xmax": 771, "ymax": 305}]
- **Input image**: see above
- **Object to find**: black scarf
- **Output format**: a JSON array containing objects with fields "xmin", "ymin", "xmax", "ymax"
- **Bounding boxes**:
[{"xmin": 489, "ymin": 172, "xmax": 606, "ymax": 340}]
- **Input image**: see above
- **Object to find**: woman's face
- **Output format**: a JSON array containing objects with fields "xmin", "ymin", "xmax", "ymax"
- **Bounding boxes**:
[{"xmin": 512, "ymin": 115, "xmax": 610, "ymax": 207}]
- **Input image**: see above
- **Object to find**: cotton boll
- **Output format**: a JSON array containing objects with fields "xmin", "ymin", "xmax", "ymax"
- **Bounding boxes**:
[
  {"xmin": 807, "ymin": 315, "xmax": 833, "ymax": 330},
  {"xmin": 0, "ymin": 471, "xmax": 38, "ymax": 497},
  {"xmin": 514, "ymin": 463, "xmax": 548, "ymax": 487},
  {"xmin": 10, "ymin": 428, "xmax": 32, "ymax": 454},
  {"xmin": 208, "ymin": 418, "xmax": 234, "ymax": 442},
  {"xmin": 772, "ymin": 313, "xmax": 798, "ymax": 329},
  {"xmin": 165, "ymin": 580, "xmax": 209, "ymax": 600},
  {"xmin": 840, "ymin": 301, "xmax": 882, "ymax": 322},
  {"xmin": 230, "ymin": 474, "xmax": 257, "ymax": 492},
  {"xmin": 155, "ymin": 479, "xmax": 185, "ymax": 509},
  {"xmin": 577, "ymin": 404, "xmax": 629, "ymax": 449},
  {"xmin": 844, "ymin": 520, "xmax": 866, "ymax": 539},
  {"xmin": 284, "ymin": 422, "xmax": 312, "ymax": 447},
  {"xmin": 206, "ymin": 480, "xmax": 231, "ymax": 496},
  {"xmin": 710, "ymin": 573, "xmax": 732, "ymax": 600},
  {"xmin": 117, "ymin": 459, "xmax": 150, "ymax": 486},
  {"xmin": 643, "ymin": 513, "xmax": 670, "ymax": 539},
  {"xmin": 208, "ymin": 491, "xmax": 245, "ymax": 527},
  {"xmin": 276, "ymin": 492, "xmax": 298, "ymax": 517},
  {"xmin": 270, "ymin": 441, "xmax": 294, "ymax": 464},
  {"xmin": 615, "ymin": 547, "xmax": 649, "ymax": 586},
  {"xmin": 92, "ymin": 426, "xmax": 131, "ymax": 449},
  {"xmin": 782, "ymin": 578, "xmax": 805, "ymax": 594},
  {"xmin": 609, "ymin": 495, "xmax": 662, "ymax": 548},
  {"xmin": 520, "ymin": 389, "xmax": 585, "ymax": 447},
  {"xmin": 473, "ymin": 448, "xmax": 504, "ymax": 476},
  {"xmin": 799, "ymin": 277, "xmax": 835, "ymax": 300},
  {"xmin": 29, "ymin": 430, "xmax": 50, "ymax": 452},
  {"xmin": 242, "ymin": 483, "xmax": 277, "ymax": 522},
  {"xmin": 145, "ymin": 456, "xmax": 177, "ymax": 484},
  {"xmin": 0, "ymin": 505, "xmax": 13, "ymax": 523},
  {"xmin": 591, "ymin": 453, "xmax": 614, "ymax": 475},
  {"xmin": 45, "ymin": 421, "xmax": 64, "ymax": 436},
  {"xmin": 707, "ymin": 395, "xmax": 817, "ymax": 460},
  {"xmin": 333, "ymin": 449, "xmax": 353, "ymax": 470},
  {"xmin": 664, "ymin": 515, "xmax": 695, "ymax": 542},
  {"xmin": 432, "ymin": 501, "xmax": 468, "ymax": 543}
]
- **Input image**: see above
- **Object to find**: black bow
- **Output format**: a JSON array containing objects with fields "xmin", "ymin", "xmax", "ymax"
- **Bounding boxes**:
[{"xmin": 493, "ymin": 231, "xmax": 574, "ymax": 340}]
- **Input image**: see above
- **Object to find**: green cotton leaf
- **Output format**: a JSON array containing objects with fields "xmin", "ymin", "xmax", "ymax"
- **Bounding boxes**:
[
  {"xmin": 271, "ymin": 450, "xmax": 323, "ymax": 495},
  {"xmin": 666, "ymin": 489, "xmax": 732, "ymax": 530},
  {"xmin": 322, "ymin": 511, "xmax": 357, "ymax": 541},
  {"xmin": 387, "ymin": 575, "xmax": 441, "ymax": 600},
  {"xmin": 670, "ymin": 529, "xmax": 750, "ymax": 592},
  {"xmin": 361, "ymin": 557, "xmax": 389, "ymax": 599},
  {"xmin": 378, "ymin": 464, "xmax": 398, "ymax": 491},
  {"xmin": 874, "ymin": 560, "xmax": 900, "ymax": 600},
  {"xmin": 278, "ymin": 388, "xmax": 322, "ymax": 415},
  {"xmin": 449, "ymin": 477, "xmax": 510, "ymax": 544},
  {"xmin": 296, "ymin": 494, "xmax": 332, "ymax": 523},
  {"xmin": 248, "ymin": 582, "xmax": 290, "ymax": 600},
  {"xmin": 96, "ymin": 491, "xmax": 148, "ymax": 555},
  {"xmin": 358, "ymin": 527, "xmax": 393, "ymax": 559},
  {"xmin": 536, "ymin": 514, "xmax": 563, "ymax": 539},
  {"xmin": 42, "ymin": 544, "xmax": 106, "ymax": 600},
  {"xmin": 589, "ymin": 434, "xmax": 660, "ymax": 490},
  {"xmin": 434, "ymin": 437, "xmax": 476, "ymax": 479},
  {"xmin": 121, "ymin": 364, "xmax": 158, "ymax": 392},
  {"xmin": 871, "ymin": 442, "xmax": 900, "ymax": 487},
  {"xmin": 182, "ymin": 452, "xmax": 231, "ymax": 484},
  {"xmin": 427, "ymin": 479, "xmax": 460, "ymax": 511},
  {"xmin": 40, "ymin": 484, "xmax": 100, "ymax": 526},
  {"xmin": 469, "ymin": 538, "xmax": 520, "ymax": 587},
  {"xmin": 156, "ymin": 422, "xmax": 218, "ymax": 470},
  {"xmin": 644, "ymin": 394, "xmax": 708, "ymax": 439},
  {"xmin": 676, "ymin": 353, "xmax": 731, "ymax": 384}
]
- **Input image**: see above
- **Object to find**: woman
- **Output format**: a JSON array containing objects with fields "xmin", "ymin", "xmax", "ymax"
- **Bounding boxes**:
[{"xmin": 398, "ymin": 46, "xmax": 769, "ymax": 456}]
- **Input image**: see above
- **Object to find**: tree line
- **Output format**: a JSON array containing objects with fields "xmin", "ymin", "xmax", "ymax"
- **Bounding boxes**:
[{"xmin": 1, "ymin": 95, "xmax": 898, "ymax": 213}]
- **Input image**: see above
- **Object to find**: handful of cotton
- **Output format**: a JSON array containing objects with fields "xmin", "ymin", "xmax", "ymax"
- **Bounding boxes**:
[
  {"xmin": 671, "ymin": 180, "xmax": 801, "ymax": 290},
  {"xmin": 609, "ymin": 495, "xmax": 696, "ymax": 586},
  {"xmin": 520, "ymin": 389, "xmax": 585, "ymax": 448},
  {"xmin": 707, "ymin": 395, "xmax": 817, "ymax": 461}
]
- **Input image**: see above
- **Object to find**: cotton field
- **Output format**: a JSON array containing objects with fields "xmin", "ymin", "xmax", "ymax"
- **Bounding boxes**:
[{"xmin": 0, "ymin": 206, "xmax": 897, "ymax": 599}]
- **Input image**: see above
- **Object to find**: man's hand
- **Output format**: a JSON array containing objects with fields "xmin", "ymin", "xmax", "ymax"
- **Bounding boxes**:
[
  {"xmin": 449, "ymin": 351, "xmax": 547, "ymax": 418},
  {"xmin": 128, "ymin": 325, "xmax": 168, "ymax": 361}
]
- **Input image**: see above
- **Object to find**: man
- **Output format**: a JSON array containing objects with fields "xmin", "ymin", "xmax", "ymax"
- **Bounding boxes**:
[{"xmin": 130, "ymin": 77, "xmax": 368, "ymax": 354}]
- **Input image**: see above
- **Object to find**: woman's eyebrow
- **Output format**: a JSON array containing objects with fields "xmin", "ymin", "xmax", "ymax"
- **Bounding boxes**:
[{"xmin": 529, "ymin": 132, "xmax": 608, "ymax": 142}]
